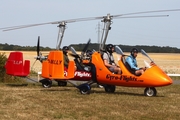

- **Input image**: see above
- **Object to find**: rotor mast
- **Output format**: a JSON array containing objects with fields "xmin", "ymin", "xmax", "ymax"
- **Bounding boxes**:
[
  {"xmin": 56, "ymin": 22, "xmax": 66, "ymax": 50},
  {"xmin": 99, "ymin": 14, "xmax": 112, "ymax": 50}
]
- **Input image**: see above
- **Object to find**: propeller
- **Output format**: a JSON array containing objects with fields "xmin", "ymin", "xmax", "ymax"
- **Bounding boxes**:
[
  {"xmin": 1, "ymin": 9, "xmax": 180, "ymax": 31},
  {"xmin": 31, "ymin": 36, "xmax": 48, "ymax": 71},
  {"xmin": 81, "ymin": 38, "xmax": 91, "ymax": 59},
  {"xmin": 69, "ymin": 39, "xmax": 91, "ymax": 60},
  {"xmin": 34, "ymin": 36, "xmax": 47, "ymax": 62},
  {"xmin": 37, "ymin": 36, "xmax": 40, "ymax": 57}
]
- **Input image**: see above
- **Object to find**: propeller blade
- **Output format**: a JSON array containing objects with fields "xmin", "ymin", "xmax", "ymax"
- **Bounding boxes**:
[
  {"xmin": 37, "ymin": 36, "xmax": 40, "ymax": 56},
  {"xmin": 81, "ymin": 39, "xmax": 91, "ymax": 58},
  {"xmin": 70, "ymin": 46, "xmax": 78, "ymax": 55},
  {"xmin": 82, "ymin": 39, "xmax": 91, "ymax": 53},
  {"xmin": 31, "ymin": 59, "xmax": 37, "ymax": 71}
]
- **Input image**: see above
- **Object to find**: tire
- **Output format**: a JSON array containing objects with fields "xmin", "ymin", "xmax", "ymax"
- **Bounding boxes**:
[
  {"xmin": 79, "ymin": 84, "xmax": 91, "ymax": 95},
  {"xmin": 57, "ymin": 81, "xmax": 67, "ymax": 86},
  {"xmin": 144, "ymin": 87, "xmax": 157, "ymax": 97},
  {"xmin": 42, "ymin": 80, "xmax": 52, "ymax": 88},
  {"xmin": 104, "ymin": 85, "xmax": 116, "ymax": 93}
]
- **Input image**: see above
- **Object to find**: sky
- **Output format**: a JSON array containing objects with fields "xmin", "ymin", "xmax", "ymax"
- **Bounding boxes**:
[{"xmin": 0, "ymin": 0, "xmax": 180, "ymax": 49}]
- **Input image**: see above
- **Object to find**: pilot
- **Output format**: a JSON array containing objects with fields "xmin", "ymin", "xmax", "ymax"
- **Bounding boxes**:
[
  {"xmin": 62, "ymin": 46, "xmax": 70, "ymax": 68},
  {"xmin": 102, "ymin": 44, "xmax": 122, "ymax": 74},
  {"xmin": 62, "ymin": 46, "xmax": 77, "ymax": 70},
  {"xmin": 125, "ymin": 48, "xmax": 146, "ymax": 76}
]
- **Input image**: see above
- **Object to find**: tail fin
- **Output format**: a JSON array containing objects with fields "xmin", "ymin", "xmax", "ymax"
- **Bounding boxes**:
[
  {"xmin": 41, "ymin": 51, "xmax": 75, "ymax": 79},
  {"xmin": 5, "ymin": 51, "xmax": 30, "ymax": 77}
]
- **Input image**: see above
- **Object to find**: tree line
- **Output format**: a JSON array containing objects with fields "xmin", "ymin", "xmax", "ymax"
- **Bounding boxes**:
[
  {"xmin": 1, "ymin": 43, "xmax": 180, "ymax": 53},
  {"xmin": 0, "ymin": 43, "xmax": 52, "ymax": 51},
  {"xmin": 71, "ymin": 43, "xmax": 180, "ymax": 53}
]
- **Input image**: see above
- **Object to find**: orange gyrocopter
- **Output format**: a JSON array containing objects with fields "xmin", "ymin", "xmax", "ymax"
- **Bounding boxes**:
[{"xmin": 2, "ymin": 9, "xmax": 179, "ymax": 96}]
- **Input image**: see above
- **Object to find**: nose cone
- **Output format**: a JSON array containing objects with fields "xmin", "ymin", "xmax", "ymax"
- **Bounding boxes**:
[
  {"xmin": 153, "ymin": 70, "xmax": 173, "ymax": 86},
  {"xmin": 142, "ymin": 66, "xmax": 173, "ymax": 87},
  {"xmin": 163, "ymin": 76, "xmax": 173, "ymax": 86}
]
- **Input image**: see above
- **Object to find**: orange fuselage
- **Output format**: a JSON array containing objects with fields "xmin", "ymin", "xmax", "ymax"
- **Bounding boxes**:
[{"xmin": 92, "ymin": 52, "xmax": 173, "ymax": 87}]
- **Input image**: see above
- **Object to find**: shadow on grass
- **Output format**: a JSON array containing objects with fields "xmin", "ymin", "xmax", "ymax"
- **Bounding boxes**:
[
  {"xmin": 90, "ymin": 89, "xmax": 165, "ymax": 97},
  {"xmin": 5, "ymin": 83, "xmax": 29, "ymax": 87},
  {"xmin": 91, "ymin": 90, "xmax": 143, "ymax": 96},
  {"xmin": 40, "ymin": 87, "xmax": 74, "ymax": 92}
]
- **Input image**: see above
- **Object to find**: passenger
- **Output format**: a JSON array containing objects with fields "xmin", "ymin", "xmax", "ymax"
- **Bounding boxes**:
[
  {"xmin": 102, "ymin": 44, "xmax": 122, "ymax": 74},
  {"xmin": 125, "ymin": 48, "xmax": 146, "ymax": 76}
]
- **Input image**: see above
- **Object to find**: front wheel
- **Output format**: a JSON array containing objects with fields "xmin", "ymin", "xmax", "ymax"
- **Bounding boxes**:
[
  {"xmin": 42, "ymin": 79, "xmax": 52, "ymax": 88},
  {"xmin": 104, "ymin": 85, "xmax": 116, "ymax": 93},
  {"xmin": 144, "ymin": 87, "xmax": 157, "ymax": 97},
  {"xmin": 78, "ymin": 84, "xmax": 91, "ymax": 95}
]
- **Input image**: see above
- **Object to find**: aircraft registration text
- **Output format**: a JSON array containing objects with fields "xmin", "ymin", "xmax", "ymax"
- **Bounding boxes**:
[{"xmin": 48, "ymin": 59, "xmax": 62, "ymax": 65}]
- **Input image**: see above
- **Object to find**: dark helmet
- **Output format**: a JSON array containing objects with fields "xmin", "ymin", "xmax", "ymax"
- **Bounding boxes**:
[
  {"xmin": 86, "ymin": 49, "xmax": 93, "ymax": 56},
  {"xmin": 62, "ymin": 46, "xmax": 69, "ymax": 51},
  {"xmin": 62, "ymin": 46, "xmax": 69, "ymax": 54},
  {"xmin": 106, "ymin": 44, "xmax": 114, "ymax": 53},
  {"xmin": 131, "ymin": 48, "xmax": 139, "ymax": 55}
]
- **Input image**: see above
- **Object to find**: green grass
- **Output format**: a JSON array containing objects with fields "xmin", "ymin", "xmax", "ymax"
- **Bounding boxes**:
[{"xmin": 0, "ymin": 82, "xmax": 180, "ymax": 120}]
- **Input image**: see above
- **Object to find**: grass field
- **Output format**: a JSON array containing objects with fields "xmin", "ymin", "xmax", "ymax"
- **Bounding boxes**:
[
  {"xmin": 1, "ymin": 51, "xmax": 180, "ymax": 119},
  {"xmin": 0, "ymin": 83, "xmax": 180, "ymax": 120}
]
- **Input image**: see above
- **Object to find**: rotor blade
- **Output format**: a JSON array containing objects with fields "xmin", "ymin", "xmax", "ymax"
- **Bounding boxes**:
[
  {"xmin": 141, "ymin": 49, "xmax": 154, "ymax": 62},
  {"xmin": 113, "ymin": 15, "xmax": 169, "ymax": 19},
  {"xmin": 112, "ymin": 9, "xmax": 180, "ymax": 17},
  {"xmin": 1, "ymin": 15, "xmax": 169, "ymax": 31},
  {"xmin": 52, "ymin": 16, "xmax": 103, "ymax": 24},
  {"xmin": 1, "ymin": 9, "xmax": 180, "ymax": 31},
  {"xmin": 1, "ymin": 22, "xmax": 53, "ymax": 31},
  {"xmin": 0, "ymin": 17, "xmax": 103, "ymax": 31},
  {"xmin": 1, "ymin": 14, "xmax": 168, "ymax": 30},
  {"xmin": 37, "ymin": 36, "xmax": 40, "ymax": 56}
]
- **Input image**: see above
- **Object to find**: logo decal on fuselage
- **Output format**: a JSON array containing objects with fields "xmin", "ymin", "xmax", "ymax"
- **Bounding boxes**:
[
  {"xmin": 74, "ymin": 71, "xmax": 91, "ymax": 77},
  {"xmin": 106, "ymin": 74, "xmax": 143, "ymax": 82},
  {"xmin": 64, "ymin": 71, "xmax": 91, "ymax": 77}
]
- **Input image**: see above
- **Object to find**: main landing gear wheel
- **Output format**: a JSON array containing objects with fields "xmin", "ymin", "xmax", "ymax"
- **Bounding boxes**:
[
  {"xmin": 57, "ymin": 81, "xmax": 67, "ymax": 86},
  {"xmin": 41, "ymin": 79, "xmax": 52, "ymax": 88},
  {"xmin": 104, "ymin": 85, "xmax": 116, "ymax": 93},
  {"xmin": 78, "ymin": 84, "xmax": 91, "ymax": 95},
  {"xmin": 144, "ymin": 87, "xmax": 157, "ymax": 97}
]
